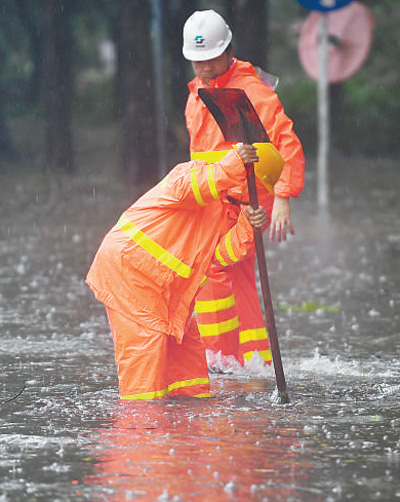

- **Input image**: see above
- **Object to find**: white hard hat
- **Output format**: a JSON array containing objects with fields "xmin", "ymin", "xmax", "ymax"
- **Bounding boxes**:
[{"xmin": 182, "ymin": 10, "xmax": 232, "ymax": 61}]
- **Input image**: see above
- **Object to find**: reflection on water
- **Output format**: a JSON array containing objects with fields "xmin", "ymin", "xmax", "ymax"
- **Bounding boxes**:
[
  {"xmin": 1, "ymin": 156, "xmax": 400, "ymax": 501},
  {"xmin": 84, "ymin": 388, "xmax": 318, "ymax": 502}
]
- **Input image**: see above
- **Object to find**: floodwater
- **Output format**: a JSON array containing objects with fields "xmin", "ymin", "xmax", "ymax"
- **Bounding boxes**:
[{"xmin": 1, "ymin": 154, "xmax": 399, "ymax": 501}]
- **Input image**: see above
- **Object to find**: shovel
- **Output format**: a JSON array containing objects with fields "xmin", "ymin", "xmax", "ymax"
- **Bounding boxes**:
[{"xmin": 198, "ymin": 87, "xmax": 289, "ymax": 404}]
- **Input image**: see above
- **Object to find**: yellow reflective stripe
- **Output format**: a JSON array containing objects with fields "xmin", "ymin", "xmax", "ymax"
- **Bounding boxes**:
[
  {"xmin": 195, "ymin": 393, "xmax": 212, "ymax": 398},
  {"xmin": 191, "ymin": 164, "xmax": 218, "ymax": 205},
  {"xmin": 160, "ymin": 173, "xmax": 169, "ymax": 191},
  {"xmin": 121, "ymin": 387, "xmax": 169, "ymax": 400},
  {"xmin": 243, "ymin": 350, "xmax": 272, "ymax": 363},
  {"xmin": 239, "ymin": 328, "xmax": 269, "ymax": 344},
  {"xmin": 225, "ymin": 229, "xmax": 239, "ymax": 263},
  {"xmin": 199, "ymin": 276, "xmax": 208, "ymax": 288},
  {"xmin": 117, "ymin": 214, "xmax": 193, "ymax": 279},
  {"xmin": 198, "ymin": 316, "xmax": 239, "ymax": 337},
  {"xmin": 168, "ymin": 377, "xmax": 210, "ymax": 392},
  {"xmin": 191, "ymin": 167, "xmax": 206, "ymax": 206},
  {"xmin": 195, "ymin": 294, "xmax": 236, "ymax": 314},
  {"xmin": 207, "ymin": 164, "xmax": 219, "ymax": 200},
  {"xmin": 191, "ymin": 150, "xmax": 229, "ymax": 163},
  {"xmin": 120, "ymin": 377, "xmax": 210, "ymax": 400},
  {"xmin": 215, "ymin": 244, "xmax": 229, "ymax": 267}
]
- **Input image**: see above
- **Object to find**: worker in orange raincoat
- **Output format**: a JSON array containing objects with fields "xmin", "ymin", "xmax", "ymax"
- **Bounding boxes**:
[
  {"xmin": 182, "ymin": 10, "xmax": 305, "ymax": 367},
  {"xmin": 86, "ymin": 144, "xmax": 281, "ymax": 400}
]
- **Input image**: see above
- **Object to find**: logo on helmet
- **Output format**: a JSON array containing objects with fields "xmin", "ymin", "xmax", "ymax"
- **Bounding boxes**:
[{"xmin": 194, "ymin": 35, "xmax": 205, "ymax": 47}]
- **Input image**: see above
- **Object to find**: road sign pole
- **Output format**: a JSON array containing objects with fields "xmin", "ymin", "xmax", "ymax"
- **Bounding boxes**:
[{"xmin": 317, "ymin": 12, "xmax": 329, "ymax": 208}]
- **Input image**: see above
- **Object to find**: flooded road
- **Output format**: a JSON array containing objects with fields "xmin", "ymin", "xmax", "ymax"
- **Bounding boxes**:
[{"xmin": 1, "ymin": 154, "xmax": 399, "ymax": 501}]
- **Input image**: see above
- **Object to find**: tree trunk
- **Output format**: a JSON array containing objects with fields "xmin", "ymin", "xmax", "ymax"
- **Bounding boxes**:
[
  {"xmin": 164, "ymin": 1, "xmax": 196, "ymax": 153},
  {"xmin": 0, "ymin": 46, "xmax": 18, "ymax": 161},
  {"xmin": 42, "ymin": 0, "xmax": 74, "ymax": 173},
  {"xmin": 231, "ymin": 0, "xmax": 269, "ymax": 70},
  {"xmin": 0, "ymin": 103, "xmax": 19, "ymax": 162},
  {"xmin": 15, "ymin": 0, "xmax": 45, "ymax": 104},
  {"xmin": 117, "ymin": 0, "xmax": 158, "ymax": 185}
]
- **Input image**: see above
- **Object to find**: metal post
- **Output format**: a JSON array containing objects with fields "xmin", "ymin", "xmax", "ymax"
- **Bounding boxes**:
[{"xmin": 317, "ymin": 12, "xmax": 329, "ymax": 208}]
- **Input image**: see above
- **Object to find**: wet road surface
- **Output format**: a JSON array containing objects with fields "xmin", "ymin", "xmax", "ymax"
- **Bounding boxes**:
[{"xmin": 1, "ymin": 153, "xmax": 399, "ymax": 501}]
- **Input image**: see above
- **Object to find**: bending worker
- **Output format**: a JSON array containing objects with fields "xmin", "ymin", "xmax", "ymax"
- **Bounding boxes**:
[
  {"xmin": 183, "ymin": 10, "xmax": 305, "ymax": 367},
  {"xmin": 86, "ymin": 144, "xmax": 283, "ymax": 400}
]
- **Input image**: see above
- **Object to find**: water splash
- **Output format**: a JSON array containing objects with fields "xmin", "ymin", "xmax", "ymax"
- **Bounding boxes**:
[
  {"xmin": 292, "ymin": 347, "xmax": 395, "ymax": 379},
  {"xmin": 206, "ymin": 350, "xmax": 275, "ymax": 379}
]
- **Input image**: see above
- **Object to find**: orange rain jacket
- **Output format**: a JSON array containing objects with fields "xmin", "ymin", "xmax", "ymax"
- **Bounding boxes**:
[
  {"xmin": 186, "ymin": 58, "xmax": 304, "ymax": 201},
  {"xmin": 185, "ymin": 58, "xmax": 305, "ymax": 365},
  {"xmin": 86, "ymin": 150, "xmax": 260, "ymax": 343}
]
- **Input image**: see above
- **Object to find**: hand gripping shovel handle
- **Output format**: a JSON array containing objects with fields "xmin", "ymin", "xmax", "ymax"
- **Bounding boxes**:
[{"xmin": 198, "ymin": 88, "xmax": 289, "ymax": 404}]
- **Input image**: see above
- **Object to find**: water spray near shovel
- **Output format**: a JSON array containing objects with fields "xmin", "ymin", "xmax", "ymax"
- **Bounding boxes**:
[{"xmin": 198, "ymin": 88, "xmax": 290, "ymax": 404}]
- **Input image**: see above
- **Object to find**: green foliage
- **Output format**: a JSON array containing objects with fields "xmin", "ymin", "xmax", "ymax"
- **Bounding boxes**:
[
  {"xmin": 278, "ymin": 301, "xmax": 340, "ymax": 313},
  {"xmin": 337, "ymin": 77, "xmax": 400, "ymax": 155},
  {"xmin": 73, "ymin": 7, "xmax": 110, "ymax": 71},
  {"xmin": 0, "ymin": 0, "xmax": 399, "ymax": 156},
  {"xmin": 74, "ymin": 78, "xmax": 115, "ymax": 124},
  {"xmin": 277, "ymin": 78, "xmax": 317, "ymax": 152}
]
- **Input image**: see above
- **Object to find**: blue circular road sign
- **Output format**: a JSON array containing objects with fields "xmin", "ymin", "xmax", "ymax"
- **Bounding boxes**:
[{"xmin": 296, "ymin": 0, "xmax": 353, "ymax": 11}]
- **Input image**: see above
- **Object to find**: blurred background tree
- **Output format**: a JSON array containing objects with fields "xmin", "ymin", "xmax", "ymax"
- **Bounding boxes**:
[{"xmin": 0, "ymin": 0, "xmax": 398, "ymax": 183}]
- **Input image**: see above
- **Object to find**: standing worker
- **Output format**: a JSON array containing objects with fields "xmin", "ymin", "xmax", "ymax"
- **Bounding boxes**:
[
  {"xmin": 86, "ymin": 144, "xmax": 282, "ymax": 400},
  {"xmin": 183, "ymin": 10, "xmax": 305, "ymax": 367}
]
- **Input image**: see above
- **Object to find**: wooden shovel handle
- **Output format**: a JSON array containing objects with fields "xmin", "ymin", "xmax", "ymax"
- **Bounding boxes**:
[{"xmin": 246, "ymin": 165, "xmax": 289, "ymax": 404}]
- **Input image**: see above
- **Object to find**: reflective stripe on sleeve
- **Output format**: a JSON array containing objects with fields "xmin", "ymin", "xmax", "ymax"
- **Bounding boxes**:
[
  {"xmin": 199, "ymin": 276, "xmax": 208, "ymax": 288},
  {"xmin": 191, "ymin": 164, "xmax": 219, "ymax": 206},
  {"xmin": 116, "ymin": 214, "xmax": 194, "ymax": 279},
  {"xmin": 225, "ymin": 229, "xmax": 239, "ymax": 263},
  {"xmin": 207, "ymin": 164, "xmax": 219, "ymax": 200},
  {"xmin": 191, "ymin": 167, "xmax": 206, "ymax": 206},
  {"xmin": 160, "ymin": 173, "xmax": 169, "ymax": 192},
  {"xmin": 214, "ymin": 244, "xmax": 229, "ymax": 267}
]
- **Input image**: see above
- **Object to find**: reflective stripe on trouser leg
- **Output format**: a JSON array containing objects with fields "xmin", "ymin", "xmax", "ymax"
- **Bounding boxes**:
[
  {"xmin": 232, "ymin": 257, "xmax": 272, "ymax": 365},
  {"xmin": 106, "ymin": 307, "xmax": 210, "ymax": 400},
  {"xmin": 195, "ymin": 258, "xmax": 272, "ymax": 366},
  {"xmin": 195, "ymin": 271, "xmax": 240, "ymax": 359},
  {"xmin": 240, "ymin": 328, "xmax": 272, "ymax": 364}
]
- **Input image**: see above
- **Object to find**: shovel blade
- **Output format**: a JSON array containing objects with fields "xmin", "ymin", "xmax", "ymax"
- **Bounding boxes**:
[{"xmin": 198, "ymin": 88, "xmax": 269, "ymax": 144}]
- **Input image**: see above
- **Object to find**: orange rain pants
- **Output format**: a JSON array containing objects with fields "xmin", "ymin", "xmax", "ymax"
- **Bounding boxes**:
[
  {"xmin": 195, "ymin": 257, "xmax": 272, "ymax": 366},
  {"xmin": 106, "ymin": 307, "xmax": 210, "ymax": 400}
]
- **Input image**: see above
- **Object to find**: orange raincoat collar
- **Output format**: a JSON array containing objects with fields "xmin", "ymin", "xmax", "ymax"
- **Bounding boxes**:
[{"xmin": 188, "ymin": 58, "xmax": 259, "ymax": 94}]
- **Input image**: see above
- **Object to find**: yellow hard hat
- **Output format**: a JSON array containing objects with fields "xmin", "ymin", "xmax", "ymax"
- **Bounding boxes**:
[
  {"xmin": 190, "ymin": 143, "xmax": 284, "ymax": 196},
  {"xmin": 253, "ymin": 142, "xmax": 285, "ymax": 196}
]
